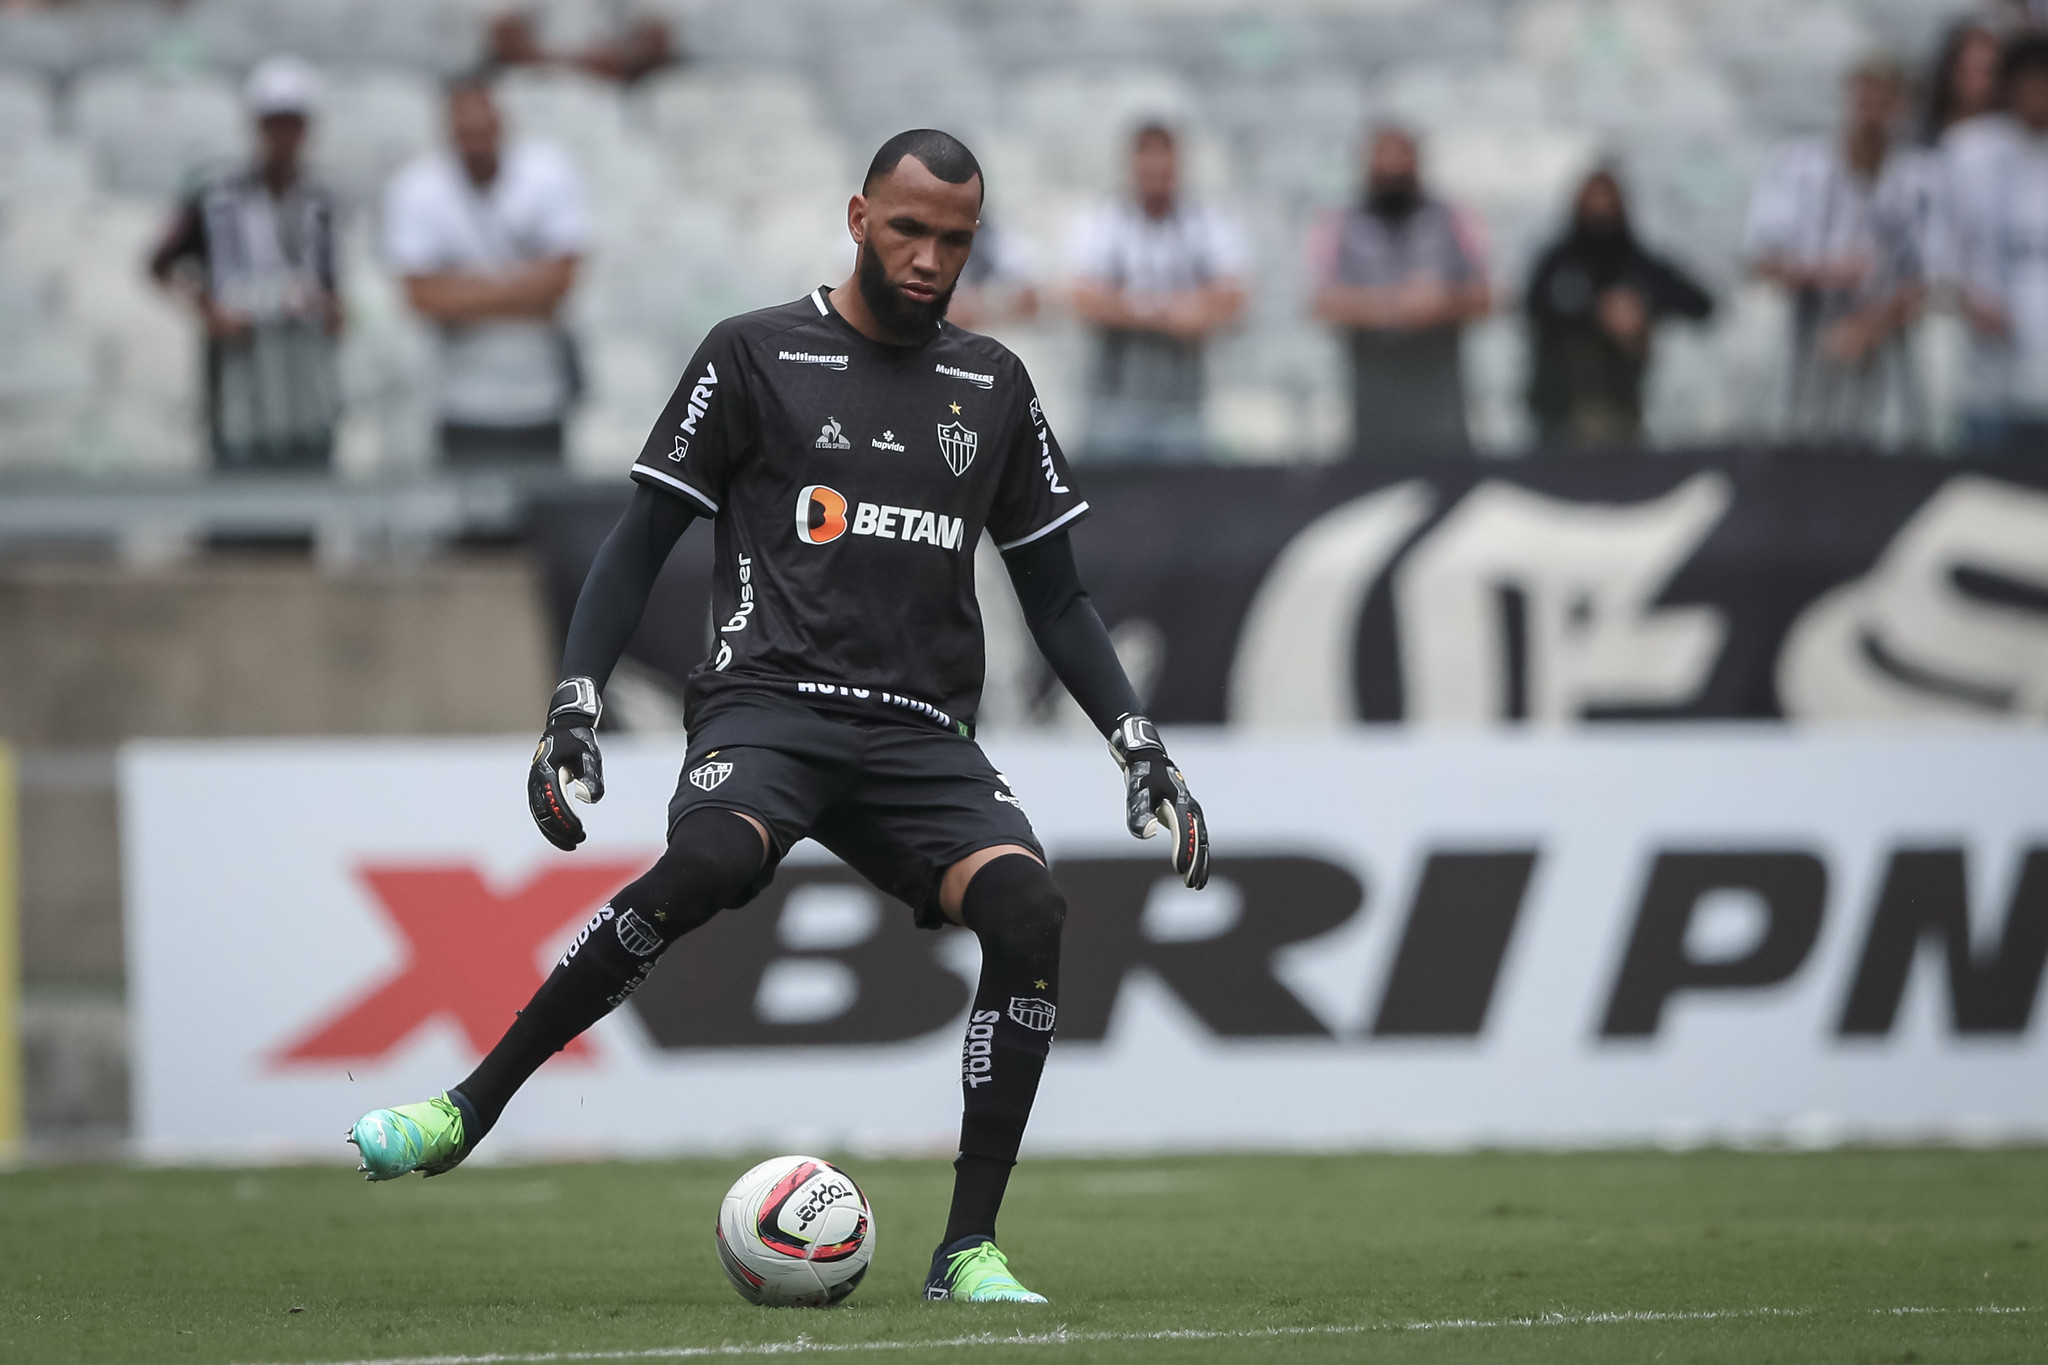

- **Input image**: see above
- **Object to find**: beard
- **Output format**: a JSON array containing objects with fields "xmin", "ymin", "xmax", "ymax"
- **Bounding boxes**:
[
  {"xmin": 856, "ymin": 242, "xmax": 955, "ymax": 341},
  {"xmin": 1365, "ymin": 177, "xmax": 1421, "ymax": 221}
]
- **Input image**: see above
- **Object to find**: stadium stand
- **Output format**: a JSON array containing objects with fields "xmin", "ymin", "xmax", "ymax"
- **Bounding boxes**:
[{"xmin": 0, "ymin": 0, "xmax": 1993, "ymax": 484}]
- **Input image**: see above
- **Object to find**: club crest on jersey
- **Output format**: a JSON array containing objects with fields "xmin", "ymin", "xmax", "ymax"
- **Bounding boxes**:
[
  {"xmin": 815, "ymin": 417, "xmax": 851, "ymax": 450},
  {"xmin": 1007, "ymin": 997, "xmax": 1057, "ymax": 1032},
  {"xmin": 936, "ymin": 420, "xmax": 978, "ymax": 476},
  {"xmin": 689, "ymin": 760, "xmax": 733, "ymax": 791}
]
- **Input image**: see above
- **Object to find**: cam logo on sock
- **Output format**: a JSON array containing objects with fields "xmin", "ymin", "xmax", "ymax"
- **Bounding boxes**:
[
  {"xmin": 614, "ymin": 908, "xmax": 663, "ymax": 957},
  {"xmin": 690, "ymin": 760, "xmax": 734, "ymax": 791},
  {"xmin": 1007, "ymin": 997, "xmax": 1057, "ymax": 1032}
]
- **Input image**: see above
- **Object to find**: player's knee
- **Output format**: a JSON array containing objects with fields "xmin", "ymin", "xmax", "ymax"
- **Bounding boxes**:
[
  {"xmin": 614, "ymin": 808, "xmax": 766, "ymax": 946},
  {"xmin": 960, "ymin": 854, "xmax": 1065, "ymax": 964}
]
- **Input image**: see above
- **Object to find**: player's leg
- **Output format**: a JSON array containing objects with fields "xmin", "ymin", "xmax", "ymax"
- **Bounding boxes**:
[
  {"xmin": 811, "ymin": 737, "xmax": 1060, "ymax": 1302},
  {"xmin": 347, "ymin": 808, "xmax": 768, "ymax": 1180},
  {"xmin": 449, "ymin": 808, "xmax": 770, "ymax": 1138},
  {"xmin": 928, "ymin": 845, "xmax": 1064, "ymax": 1303},
  {"xmin": 350, "ymin": 710, "xmax": 853, "ymax": 1180}
]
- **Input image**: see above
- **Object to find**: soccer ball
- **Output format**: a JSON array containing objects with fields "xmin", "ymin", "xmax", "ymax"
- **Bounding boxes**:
[{"xmin": 716, "ymin": 1155, "xmax": 875, "ymax": 1307}]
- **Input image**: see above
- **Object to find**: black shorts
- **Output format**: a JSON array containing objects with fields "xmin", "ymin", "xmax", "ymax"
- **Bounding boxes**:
[{"xmin": 667, "ymin": 690, "xmax": 1043, "ymax": 929}]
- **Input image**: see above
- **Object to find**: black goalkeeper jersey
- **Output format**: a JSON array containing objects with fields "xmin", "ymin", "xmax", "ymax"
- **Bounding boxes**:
[{"xmin": 630, "ymin": 287, "xmax": 1089, "ymax": 730}]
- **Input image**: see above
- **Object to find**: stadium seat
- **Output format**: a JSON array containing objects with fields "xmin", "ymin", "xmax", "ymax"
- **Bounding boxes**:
[
  {"xmin": 635, "ymin": 67, "xmax": 827, "ymax": 147},
  {"xmin": 69, "ymin": 68, "xmax": 243, "ymax": 199},
  {"xmin": 0, "ymin": 70, "xmax": 52, "ymax": 145},
  {"xmin": 0, "ymin": 8, "xmax": 77, "ymax": 79},
  {"xmin": 312, "ymin": 69, "xmax": 439, "ymax": 214},
  {"xmin": 1011, "ymin": 65, "xmax": 1205, "ymax": 196},
  {"xmin": 1512, "ymin": 0, "xmax": 1693, "ymax": 75},
  {"xmin": 1376, "ymin": 61, "xmax": 1556, "ymax": 133},
  {"xmin": 493, "ymin": 69, "xmax": 631, "ymax": 174}
]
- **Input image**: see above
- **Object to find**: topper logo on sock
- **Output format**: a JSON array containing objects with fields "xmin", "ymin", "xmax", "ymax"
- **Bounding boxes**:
[
  {"xmin": 690, "ymin": 760, "xmax": 734, "ymax": 791},
  {"xmin": 1007, "ymin": 997, "xmax": 1057, "ymax": 1031}
]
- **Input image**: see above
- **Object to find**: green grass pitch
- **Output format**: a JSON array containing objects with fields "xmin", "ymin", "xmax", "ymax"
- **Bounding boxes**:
[{"xmin": 2, "ymin": 1149, "xmax": 2044, "ymax": 1364}]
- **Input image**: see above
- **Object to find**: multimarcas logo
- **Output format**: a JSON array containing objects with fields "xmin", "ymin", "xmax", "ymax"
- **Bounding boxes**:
[{"xmin": 268, "ymin": 843, "xmax": 2048, "ymax": 1063}]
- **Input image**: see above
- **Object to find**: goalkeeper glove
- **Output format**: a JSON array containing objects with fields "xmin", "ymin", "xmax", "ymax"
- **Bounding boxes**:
[
  {"xmin": 528, "ymin": 677, "xmax": 604, "ymax": 851},
  {"xmin": 1108, "ymin": 713, "xmax": 1209, "ymax": 890}
]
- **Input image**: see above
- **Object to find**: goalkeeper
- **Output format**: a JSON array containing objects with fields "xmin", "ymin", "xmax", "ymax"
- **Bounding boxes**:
[{"xmin": 348, "ymin": 129, "xmax": 1208, "ymax": 1306}]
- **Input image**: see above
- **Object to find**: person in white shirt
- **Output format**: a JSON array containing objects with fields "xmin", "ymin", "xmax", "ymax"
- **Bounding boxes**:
[
  {"xmin": 1744, "ymin": 56, "xmax": 1941, "ymax": 444},
  {"xmin": 1068, "ymin": 123, "xmax": 1249, "ymax": 463},
  {"xmin": 384, "ymin": 78, "xmax": 590, "ymax": 468},
  {"xmin": 1942, "ymin": 35, "xmax": 2048, "ymax": 453}
]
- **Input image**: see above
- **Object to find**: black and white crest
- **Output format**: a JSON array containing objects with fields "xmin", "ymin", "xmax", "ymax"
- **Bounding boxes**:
[
  {"xmin": 689, "ymin": 760, "xmax": 734, "ymax": 791},
  {"xmin": 1007, "ymin": 997, "xmax": 1057, "ymax": 1031},
  {"xmin": 936, "ymin": 420, "xmax": 978, "ymax": 476},
  {"xmin": 614, "ymin": 909, "xmax": 663, "ymax": 957}
]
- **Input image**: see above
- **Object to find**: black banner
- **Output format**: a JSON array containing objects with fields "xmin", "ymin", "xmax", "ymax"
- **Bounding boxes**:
[{"xmin": 529, "ymin": 454, "xmax": 2048, "ymax": 727}]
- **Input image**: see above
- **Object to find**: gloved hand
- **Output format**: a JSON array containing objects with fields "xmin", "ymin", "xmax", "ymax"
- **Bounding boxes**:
[
  {"xmin": 1108, "ymin": 713, "xmax": 1209, "ymax": 890},
  {"xmin": 528, "ymin": 677, "xmax": 604, "ymax": 851}
]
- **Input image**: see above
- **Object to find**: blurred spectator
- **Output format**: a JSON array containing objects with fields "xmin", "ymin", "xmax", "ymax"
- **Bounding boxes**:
[
  {"xmin": 1310, "ymin": 127, "xmax": 1490, "ymax": 458},
  {"xmin": 384, "ymin": 78, "xmax": 589, "ymax": 469},
  {"xmin": 1745, "ymin": 57, "xmax": 1939, "ymax": 444},
  {"xmin": 1942, "ymin": 35, "xmax": 2048, "ymax": 453},
  {"xmin": 1923, "ymin": 22, "xmax": 2004, "ymax": 144},
  {"xmin": 488, "ymin": 4, "xmax": 676, "ymax": 84},
  {"xmin": 149, "ymin": 55, "xmax": 342, "ymax": 473},
  {"xmin": 1069, "ymin": 124, "xmax": 1248, "ymax": 463},
  {"xmin": 1525, "ymin": 170, "xmax": 1713, "ymax": 450},
  {"xmin": 947, "ymin": 220, "xmax": 1039, "ymax": 334}
]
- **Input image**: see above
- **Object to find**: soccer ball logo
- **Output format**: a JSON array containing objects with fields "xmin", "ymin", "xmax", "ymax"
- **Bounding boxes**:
[
  {"xmin": 936, "ymin": 420, "xmax": 978, "ymax": 476},
  {"xmin": 716, "ymin": 1155, "xmax": 874, "ymax": 1307}
]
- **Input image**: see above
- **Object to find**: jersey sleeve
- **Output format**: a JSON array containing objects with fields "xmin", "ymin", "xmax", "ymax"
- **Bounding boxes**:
[
  {"xmin": 988, "ymin": 370, "xmax": 1089, "ymax": 553},
  {"xmin": 630, "ymin": 322, "xmax": 751, "ymax": 514}
]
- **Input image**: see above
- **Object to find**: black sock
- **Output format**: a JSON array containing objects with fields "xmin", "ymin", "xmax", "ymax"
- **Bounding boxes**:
[
  {"xmin": 942, "ymin": 1155, "xmax": 1015, "ymax": 1248},
  {"xmin": 453, "ymin": 810, "xmax": 763, "ymax": 1139},
  {"xmin": 944, "ymin": 854, "xmax": 1065, "ymax": 1244}
]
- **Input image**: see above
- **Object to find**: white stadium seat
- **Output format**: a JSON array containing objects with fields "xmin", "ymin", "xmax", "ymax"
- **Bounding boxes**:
[
  {"xmin": 70, "ymin": 68, "xmax": 243, "ymax": 199},
  {"xmin": 0, "ymin": 70, "xmax": 52, "ymax": 144},
  {"xmin": 312, "ymin": 69, "xmax": 439, "ymax": 213}
]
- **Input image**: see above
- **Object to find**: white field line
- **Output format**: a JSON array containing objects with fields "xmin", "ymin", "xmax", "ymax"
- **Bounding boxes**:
[{"xmin": 245, "ymin": 1304, "xmax": 2034, "ymax": 1365}]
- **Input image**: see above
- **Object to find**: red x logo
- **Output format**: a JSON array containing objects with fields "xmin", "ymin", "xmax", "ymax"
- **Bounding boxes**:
[{"xmin": 274, "ymin": 861, "xmax": 644, "ymax": 1066}]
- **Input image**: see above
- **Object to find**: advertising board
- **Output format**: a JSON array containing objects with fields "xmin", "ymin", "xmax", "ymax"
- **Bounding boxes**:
[{"xmin": 125, "ymin": 731, "xmax": 2048, "ymax": 1158}]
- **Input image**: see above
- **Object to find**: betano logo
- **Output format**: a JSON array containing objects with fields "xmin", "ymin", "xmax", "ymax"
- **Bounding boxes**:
[
  {"xmin": 794, "ymin": 484, "xmax": 964, "ymax": 550},
  {"xmin": 795, "ymin": 484, "xmax": 849, "ymax": 544}
]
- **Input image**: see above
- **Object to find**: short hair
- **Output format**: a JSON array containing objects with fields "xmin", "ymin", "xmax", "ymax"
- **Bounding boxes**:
[
  {"xmin": 1848, "ymin": 51, "xmax": 1908, "ymax": 86},
  {"xmin": 2006, "ymin": 34, "xmax": 2048, "ymax": 84},
  {"xmin": 1132, "ymin": 121, "xmax": 1175, "ymax": 150},
  {"xmin": 862, "ymin": 129, "xmax": 982, "ymax": 198}
]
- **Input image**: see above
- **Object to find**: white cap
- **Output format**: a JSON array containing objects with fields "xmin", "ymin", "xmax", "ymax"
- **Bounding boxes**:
[{"xmin": 244, "ymin": 55, "xmax": 322, "ymax": 118}]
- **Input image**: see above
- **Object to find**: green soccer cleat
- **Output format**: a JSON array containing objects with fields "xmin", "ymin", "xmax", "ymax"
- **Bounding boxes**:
[
  {"xmin": 924, "ymin": 1235, "xmax": 1049, "ymax": 1303},
  {"xmin": 346, "ymin": 1092, "xmax": 472, "ymax": 1182}
]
